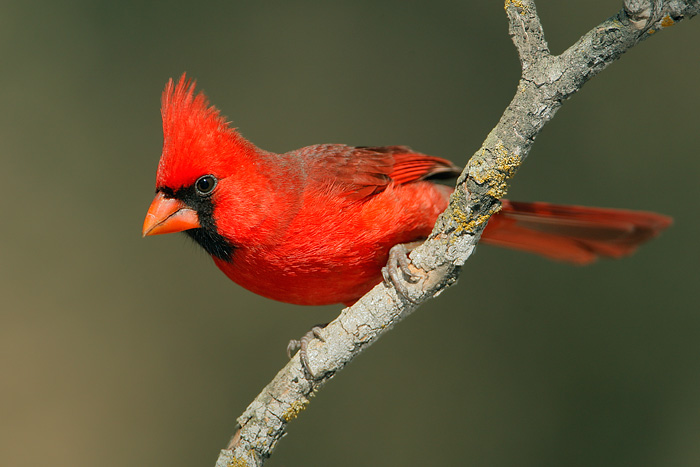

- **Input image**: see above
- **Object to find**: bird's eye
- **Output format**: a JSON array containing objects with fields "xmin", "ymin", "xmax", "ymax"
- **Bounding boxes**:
[{"xmin": 195, "ymin": 175, "xmax": 217, "ymax": 196}]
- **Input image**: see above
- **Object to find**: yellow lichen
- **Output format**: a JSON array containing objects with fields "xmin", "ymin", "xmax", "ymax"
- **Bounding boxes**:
[
  {"xmin": 452, "ymin": 206, "xmax": 502, "ymax": 236},
  {"xmin": 227, "ymin": 457, "xmax": 249, "ymax": 467},
  {"xmin": 451, "ymin": 206, "xmax": 469, "ymax": 231},
  {"xmin": 648, "ymin": 29, "xmax": 656, "ymax": 34},
  {"xmin": 283, "ymin": 400, "xmax": 309, "ymax": 422},
  {"xmin": 463, "ymin": 213, "xmax": 495, "ymax": 233},
  {"xmin": 660, "ymin": 15, "xmax": 675, "ymax": 28},
  {"xmin": 504, "ymin": 0, "xmax": 526, "ymax": 12},
  {"xmin": 469, "ymin": 141, "xmax": 520, "ymax": 199}
]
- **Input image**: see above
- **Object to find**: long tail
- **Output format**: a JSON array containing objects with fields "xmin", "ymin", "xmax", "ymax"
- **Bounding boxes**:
[{"xmin": 480, "ymin": 200, "xmax": 673, "ymax": 264}]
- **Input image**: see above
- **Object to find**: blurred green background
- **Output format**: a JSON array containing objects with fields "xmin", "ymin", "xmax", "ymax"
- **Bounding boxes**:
[{"xmin": 1, "ymin": 1, "xmax": 698, "ymax": 466}]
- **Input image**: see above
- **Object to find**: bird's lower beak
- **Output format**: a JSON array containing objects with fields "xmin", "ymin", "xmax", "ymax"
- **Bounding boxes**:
[{"xmin": 142, "ymin": 192, "xmax": 201, "ymax": 237}]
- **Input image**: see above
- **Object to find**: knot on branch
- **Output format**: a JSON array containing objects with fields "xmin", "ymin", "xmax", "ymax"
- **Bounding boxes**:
[
  {"xmin": 592, "ymin": 24, "xmax": 623, "ymax": 50},
  {"xmin": 621, "ymin": 0, "xmax": 698, "ymax": 40},
  {"xmin": 622, "ymin": 0, "xmax": 690, "ymax": 34},
  {"xmin": 624, "ymin": 0, "xmax": 654, "ymax": 27}
]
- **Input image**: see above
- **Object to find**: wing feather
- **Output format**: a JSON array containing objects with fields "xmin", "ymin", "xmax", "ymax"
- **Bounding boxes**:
[{"xmin": 292, "ymin": 144, "xmax": 460, "ymax": 200}]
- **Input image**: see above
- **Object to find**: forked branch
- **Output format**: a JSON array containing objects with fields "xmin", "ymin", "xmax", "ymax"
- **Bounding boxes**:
[{"xmin": 217, "ymin": 1, "xmax": 698, "ymax": 465}]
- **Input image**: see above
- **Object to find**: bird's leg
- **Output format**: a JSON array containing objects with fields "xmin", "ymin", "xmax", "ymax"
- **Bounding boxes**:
[
  {"xmin": 287, "ymin": 323, "xmax": 328, "ymax": 379},
  {"xmin": 381, "ymin": 241, "xmax": 425, "ymax": 303}
]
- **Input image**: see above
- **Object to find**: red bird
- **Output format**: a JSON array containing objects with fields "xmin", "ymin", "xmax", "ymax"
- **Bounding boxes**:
[{"xmin": 143, "ymin": 75, "xmax": 672, "ymax": 307}]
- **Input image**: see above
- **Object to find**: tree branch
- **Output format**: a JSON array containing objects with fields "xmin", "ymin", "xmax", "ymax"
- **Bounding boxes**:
[{"xmin": 216, "ymin": 1, "xmax": 699, "ymax": 465}]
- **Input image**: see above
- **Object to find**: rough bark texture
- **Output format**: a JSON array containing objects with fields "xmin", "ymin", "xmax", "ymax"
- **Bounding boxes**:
[{"xmin": 217, "ymin": 1, "xmax": 699, "ymax": 465}]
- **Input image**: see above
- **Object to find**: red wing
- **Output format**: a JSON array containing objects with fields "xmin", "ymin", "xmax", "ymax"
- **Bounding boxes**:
[
  {"xmin": 388, "ymin": 149, "xmax": 462, "ymax": 185},
  {"xmin": 296, "ymin": 144, "xmax": 461, "ymax": 200}
]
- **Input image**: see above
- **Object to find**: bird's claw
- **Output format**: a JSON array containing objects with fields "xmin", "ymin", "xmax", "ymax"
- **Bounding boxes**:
[
  {"xmin": 382, "ymin": 243, "xmax": 424, "ymax": 303},
  {"xmin": 287, "ymin": 324, "xmax": 327, "ymax": 379}
]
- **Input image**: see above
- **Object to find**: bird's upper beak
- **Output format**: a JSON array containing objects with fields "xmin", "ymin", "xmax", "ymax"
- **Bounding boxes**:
[{"xmin": 142, "ymin": 192, "xmax": 201, "ymax": 236}]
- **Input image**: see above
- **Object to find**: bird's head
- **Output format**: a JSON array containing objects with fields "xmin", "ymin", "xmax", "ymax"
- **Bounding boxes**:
[{"xmin": 142, "ymin": 74, "xmax": 268, "ymax": 261}]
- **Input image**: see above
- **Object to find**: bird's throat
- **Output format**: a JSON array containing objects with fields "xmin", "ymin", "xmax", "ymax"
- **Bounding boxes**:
[{"xmin": 185, "ymin": 227, "xmax": 235, "ymax": 262}]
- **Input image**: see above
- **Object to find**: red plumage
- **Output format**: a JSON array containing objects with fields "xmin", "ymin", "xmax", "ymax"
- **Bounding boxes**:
[{"xmin": 143, "ymin": 75, "xmax": 672, "ymax": 306}]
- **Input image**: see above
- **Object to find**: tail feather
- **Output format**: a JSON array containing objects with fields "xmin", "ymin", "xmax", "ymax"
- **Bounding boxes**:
[{"xmin": 481, "ymin": 200, "xmax": 672, "ymax": 264}]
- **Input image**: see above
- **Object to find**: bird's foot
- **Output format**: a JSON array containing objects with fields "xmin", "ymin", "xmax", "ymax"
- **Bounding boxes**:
[
  {"xmin": 287, "ymin": 323, "xmax": 328, "ymax": 379},
  {"xmin": 381, "ymin": 242, "xmax": 425, "ymax": 304}
]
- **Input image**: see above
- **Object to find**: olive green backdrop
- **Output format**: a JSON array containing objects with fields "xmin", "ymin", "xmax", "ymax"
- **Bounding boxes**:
[{"xmin": 2, "ymin": 1, "xmax": 698, "ymax": 466}]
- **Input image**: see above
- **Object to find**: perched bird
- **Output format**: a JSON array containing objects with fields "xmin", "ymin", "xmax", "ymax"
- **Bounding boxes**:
[{"xmin": 143, "ymin": 75, "xmax": 672, "ymax": 308}]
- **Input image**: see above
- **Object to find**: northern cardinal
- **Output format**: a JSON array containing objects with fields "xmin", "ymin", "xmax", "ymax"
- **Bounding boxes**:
[{"xmin": 143, "ymin": 75, "xmax": 672, "ymax": 306}]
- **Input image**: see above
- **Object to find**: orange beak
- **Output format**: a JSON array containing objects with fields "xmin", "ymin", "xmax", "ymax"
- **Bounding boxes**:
[{"xmin": 142, "ymin": 192, "xmax": 201, "ymax": 237}]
